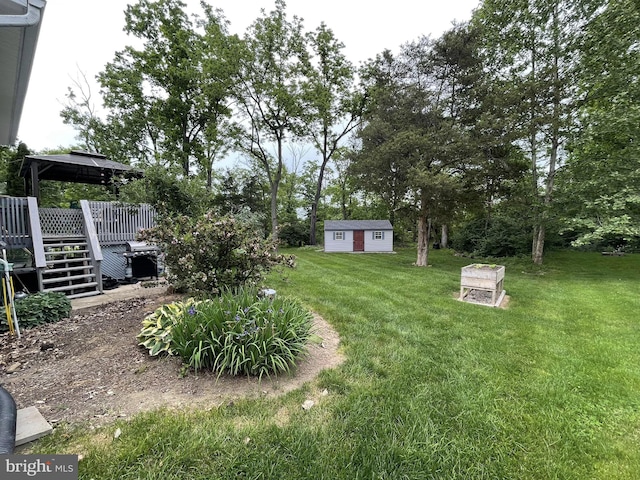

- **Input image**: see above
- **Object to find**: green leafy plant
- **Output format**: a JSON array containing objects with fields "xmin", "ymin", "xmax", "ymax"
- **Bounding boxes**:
[
  {"xmin": 170, "ymin": 288, "xmax": 313, "ymax": 379},
  {"xmin": 8, "ymin": 292, "xmax": 72, "ymax": 331},
  {"xmin": 137, "ymin": 298, "xmax": 199, "ymax": 356},
  {"xmin": 138, "ymin": 211, "xmax": 295, "ymax": 295}
]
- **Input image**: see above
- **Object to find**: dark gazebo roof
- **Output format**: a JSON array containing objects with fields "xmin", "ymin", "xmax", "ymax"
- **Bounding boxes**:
[{"xmin": 20, "ymin": 150, "xmax": 142, "ymax": 199}]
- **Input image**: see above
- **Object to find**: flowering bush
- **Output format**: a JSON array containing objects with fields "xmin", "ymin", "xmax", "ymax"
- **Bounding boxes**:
[
  {"xmin": 138, "ymin": 211, "xmax": 295, "ymax": 295},
  {"xmin": 170, "ymin": 288, "xmax": 313, "ymax": 378}
]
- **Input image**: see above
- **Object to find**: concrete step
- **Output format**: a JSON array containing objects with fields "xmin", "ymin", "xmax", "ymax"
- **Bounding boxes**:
[{"xmin": 15, "ymin": 406, "xmax": 53, "ymax": 446}]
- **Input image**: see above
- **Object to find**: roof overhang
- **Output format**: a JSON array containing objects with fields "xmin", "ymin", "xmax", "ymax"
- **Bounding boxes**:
[
  {"xmin": 20, "ymin": 150, "xmax": 143, "ymax": 185},
  {"xmin": 20, "ymin": 150, "xmax": 143, "ymax": 200},
  {"xmin": 0, "ymin": 0, "xmax": 46, "ymax": 146}
]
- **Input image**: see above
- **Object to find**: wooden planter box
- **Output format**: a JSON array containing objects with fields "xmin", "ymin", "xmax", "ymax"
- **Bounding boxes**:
[{"xmin": 460, "ymin": 264, "xmax": 505, "ymax": 307}]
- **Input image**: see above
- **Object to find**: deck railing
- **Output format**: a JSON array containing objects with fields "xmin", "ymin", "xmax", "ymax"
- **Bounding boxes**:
[
  {"xmin": 0, "ymin": 196, "xmax": 30, "ymax": 249},
  {"xmin": 87, "ymin": 201, "xmax": 157, "ymax": 244},
  {"xmin": 0, "ymin": 197, "xmax": 157, "ymax": 249}
]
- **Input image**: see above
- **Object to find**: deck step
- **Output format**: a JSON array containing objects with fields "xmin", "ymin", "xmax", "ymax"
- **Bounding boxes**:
[
  {"xmin": 42, "ymin": 242, "xmax": 88, "ymax": 249},
  {"xmin": 66, "ymin": 290, "xmax": 102, "ymax": 300},
  {"xmin": 45, "ymin": 249, "xmax": 90, "ymax": 256},
  {"xmin": 42, "ymin": 235, "xmax": 85, "ymax": 240},
  {"xmin": 46, "ymin": 257, "xmax": 91, "ymax": 266},
  {"xmin": 42, "ymin": 281, "xmax": 98, "ymax": 293},
  {"xmin": 42, "ymin": 273, "xmax": 96, "ymax": 285},
  {"xmin": 43, "ymin": 265, "xmax": 94, "ymax": 274}
]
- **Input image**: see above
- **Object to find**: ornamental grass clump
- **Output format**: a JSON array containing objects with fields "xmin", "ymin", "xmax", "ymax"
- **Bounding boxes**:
[{"xmin": 169, "ymin": 289, "xmax": 313, "ymax": 379}]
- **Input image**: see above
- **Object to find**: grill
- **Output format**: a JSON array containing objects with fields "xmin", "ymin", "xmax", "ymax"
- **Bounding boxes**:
[
  {"xmin": 125, "ymin": 241, "xmax": 160, "ymax": 254},
  {"xmin": 123, "ymin": 242, "xmax": 161, "ymax": 280}
]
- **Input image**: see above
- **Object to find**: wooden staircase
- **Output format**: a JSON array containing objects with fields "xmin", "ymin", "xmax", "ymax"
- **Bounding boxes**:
[{"xmin": 40, "ymin": 235, "xmax": 100, "ymax": 299}]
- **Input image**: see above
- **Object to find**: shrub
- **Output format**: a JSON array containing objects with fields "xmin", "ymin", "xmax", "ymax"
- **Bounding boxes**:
[
  {"xmin": 278, "ymin": 219, "xmax": 309, "ymax": 247},
  {"xmin": 138, "ymin": 211, "xmax": 295, "ymax": 295},
  {"xmin": 7, "ymin": 292, "xmax": 72, "ymax": 332},
  {"xmin": 169, "ymin": 288, "xmax": 313, "ymax": 379}
]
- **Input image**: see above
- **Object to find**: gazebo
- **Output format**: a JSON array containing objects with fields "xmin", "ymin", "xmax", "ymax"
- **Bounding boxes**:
[{"xmin": 19, "ymin": 150, "xmax": 142, "ymax": 201}]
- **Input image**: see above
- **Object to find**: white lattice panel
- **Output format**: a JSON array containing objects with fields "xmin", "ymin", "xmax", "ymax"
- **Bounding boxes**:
[{"xmin": 39, "ymin": 208, "xmax": 84, "ymax": 236}]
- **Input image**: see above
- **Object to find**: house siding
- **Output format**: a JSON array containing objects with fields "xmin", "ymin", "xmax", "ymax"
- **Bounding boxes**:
[
  {"xmin": 324, "ymin": 220, "xmax": 394, "ymax": 253},
  {"xmin": 324, "ymin": 229, "xmax": 354, "ymax": 252},
  {"xmin": 364, "ymin": 230, "xmax": 393, "ymax": 252}
]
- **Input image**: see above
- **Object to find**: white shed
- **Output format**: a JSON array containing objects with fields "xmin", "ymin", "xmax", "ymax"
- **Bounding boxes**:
[{"xmin": 324, "ymin": 220, "xmax": 393, "ymax": 253}]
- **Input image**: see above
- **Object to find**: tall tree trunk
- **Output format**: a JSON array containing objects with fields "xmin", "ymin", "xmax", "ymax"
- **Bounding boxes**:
[
  {"xmin": 271, "ymin": 136, "xmax": 284, "ymax": 238},
  {"xmin": 529, "ymin": 25, "xmax": 542, "ymax": 264},
  {"xmin": 532, "ymin": 4, "xmax": 561, "ymax": 266},
  {"xmin": 441, "ymin": 224, "xmax": 448, "ymax": 249},
  {"xmin": 532, "ymin": 224, "xmax": 545, "ymax": 265},
  {"xmin": 416, "ymin": 215, "xmax": 429, "ymax": 266},
  {"xmin": 309, "ymin": 202, "xmax": 318, "ymax": 244},
  {"xmin": 309, "ymin": 155, "xmax": 329, "ymax": 245}
]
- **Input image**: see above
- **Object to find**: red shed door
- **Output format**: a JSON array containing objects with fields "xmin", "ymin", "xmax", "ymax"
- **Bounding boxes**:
[{"xmin": 353, "ymin": 230, "xmax": 365, "ymax": 251}]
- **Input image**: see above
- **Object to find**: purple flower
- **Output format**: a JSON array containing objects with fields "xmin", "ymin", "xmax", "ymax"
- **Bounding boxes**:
[
  {"xmin": 188, "ymin": 306, "xmax": 197, "ymax": 315},
  {"xmin": 234, "ymin": 315, "xmax": 241, "ymax": 322}
]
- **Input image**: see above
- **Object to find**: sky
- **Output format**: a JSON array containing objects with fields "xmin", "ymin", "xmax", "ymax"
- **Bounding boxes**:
[{"xmin": 17, "ymin": 0, "xmax": 480, "ymax": 152}]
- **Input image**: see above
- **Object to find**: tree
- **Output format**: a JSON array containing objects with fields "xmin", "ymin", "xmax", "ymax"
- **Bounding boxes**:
[
  {"xmin": 354, "ymin": 26, "xmax": 485, "ymax": 266},
  {"xmin": 4, "ymin": 142, "xmax": 29, "ymax": 197},
  {"xmin": 473, "ymin": 0, "xmax": 598, "ymax": 263},
  {"xmin": 234, "ymin": 0, "xmax": 308, "ymax": 238},
  {"xmin": 301, "ymin": 23, "xmax": 363, "ymax": 245},
  {"xmin": 63, "ymin": 0, "xmax": 240, "ymax": 186},
  {"xmin": 555, "ymin": 0, "xmax": 640, "ymax": 248}
]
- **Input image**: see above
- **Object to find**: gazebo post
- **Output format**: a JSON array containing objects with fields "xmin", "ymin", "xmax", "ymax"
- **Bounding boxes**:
[{"xmin": 29, "ymin": 160, "xmax": 40, "ymax": 201}]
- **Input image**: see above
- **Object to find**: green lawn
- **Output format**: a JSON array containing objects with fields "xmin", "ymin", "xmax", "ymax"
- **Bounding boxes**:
[{"xmin": 34, "ymin": 248, "xmax": 640, "ymax": 479}]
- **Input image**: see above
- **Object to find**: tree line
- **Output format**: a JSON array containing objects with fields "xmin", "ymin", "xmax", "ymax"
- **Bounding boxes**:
[{"xmin": 2, "ymin": 0, "xmax": 638, "ymax": 265}]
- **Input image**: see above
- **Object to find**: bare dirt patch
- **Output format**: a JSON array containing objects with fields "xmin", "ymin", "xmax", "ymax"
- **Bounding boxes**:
[{"xmin": 0, "ymin": 293, "xmax": 344, "ymax": 428}]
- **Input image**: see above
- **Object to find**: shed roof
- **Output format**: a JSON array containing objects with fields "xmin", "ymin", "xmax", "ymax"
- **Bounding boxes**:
[{"xmin": 324, "ymin": 220, "xmax": 393, "ymax": 231}]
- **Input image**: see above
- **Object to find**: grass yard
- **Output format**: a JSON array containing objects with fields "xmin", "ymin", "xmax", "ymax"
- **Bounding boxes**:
[{"xmin": 32, "ymin": 248, "xmax": 640, "ymax": 479}]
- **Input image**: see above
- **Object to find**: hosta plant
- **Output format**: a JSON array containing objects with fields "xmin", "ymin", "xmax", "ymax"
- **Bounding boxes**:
[
  {"xmin": 6, "ymin": 292, "xmax": 72, "ymax": 332},
  {"xmin": 170, "ymin": 288, "xmax": 314, "ymax": 379},
  {"xmin": 137, "ymin": 298, "xmax": 198, "ymax": 356}
]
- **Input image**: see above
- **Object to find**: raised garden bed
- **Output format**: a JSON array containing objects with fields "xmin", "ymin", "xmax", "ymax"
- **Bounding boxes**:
[{"xmin": 460, "ymin": 264, "xmax": 506, "ymax": 307}]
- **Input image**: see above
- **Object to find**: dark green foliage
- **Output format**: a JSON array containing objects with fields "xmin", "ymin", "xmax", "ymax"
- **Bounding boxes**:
[
  {"xmin": 138, "ymin": 211, "xmax": 295, "ymax": 295},
  {"xmin": 278, "ymin": 216, "xmax": 309, "ymax": 247},
  {"xmin": 9, "ymin": 292, "xmax": 72, "ymax": 332},
  {"xmin": 4, "ymin": 142, "xmax": 29, "ymax": 197},
  {"xmin": 121, "ymin": 166, "xmax": 212, "ymax": 217},
  {"xmin": 169, "ymin": 288, "xmax": 313, "ymax": 378},
  {"xmin": 451, "ymin": 215, "xmax": 532, "ymax": 257}
]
